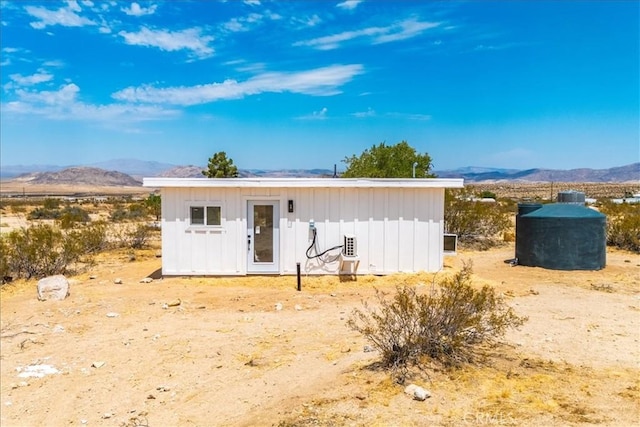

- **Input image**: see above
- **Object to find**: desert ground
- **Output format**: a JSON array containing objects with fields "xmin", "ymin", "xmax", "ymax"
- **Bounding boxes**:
[{"xmin": 1, "ymin": 242, "xmax": 639, "ymax": 427}]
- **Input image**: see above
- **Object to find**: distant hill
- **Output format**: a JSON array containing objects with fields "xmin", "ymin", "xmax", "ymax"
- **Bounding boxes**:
[
  {"xmin": 0, "ymin": 164, "xmax": 66, "ymax": 178},
  {"xmin": 14, "ymin": 167, "xmax": 141, "ymax": 187},
  {"xmin": 157, "ymin": 166, "xmax": 335, "ymax": 178},
  {"xmin": 89, "ymin": 159, "xmax": 176, "ymax": 177},
  {"xmin": 157, "ymin": 165, "xmax": 204, "ymax": 178},
  {"xmin": 2, "ymin": 160, "xmax": 637, "ymax": 182},
  {"xmin": 435, "ymin": 163, "xmax": 639, "ymax": 183}
]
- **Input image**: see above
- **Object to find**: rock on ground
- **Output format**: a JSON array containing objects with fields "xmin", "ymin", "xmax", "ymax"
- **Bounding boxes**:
[{"xmin": 37, "ymin": 275, "xmax": 70, "ymax": 301}]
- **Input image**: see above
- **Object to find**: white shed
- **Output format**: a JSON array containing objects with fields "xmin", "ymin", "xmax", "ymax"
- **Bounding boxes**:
[{"xmin": 143, "ymin": 177, "xmax": 464, "ymax": 276}]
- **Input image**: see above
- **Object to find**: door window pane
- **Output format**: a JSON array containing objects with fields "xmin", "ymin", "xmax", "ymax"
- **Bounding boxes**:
[{"xmin": 253, "ymin": 205, "xmax": 273, "ymax": 262}]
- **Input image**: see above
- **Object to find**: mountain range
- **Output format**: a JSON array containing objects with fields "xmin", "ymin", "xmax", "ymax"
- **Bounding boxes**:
[{"xmin": 0, "ymin": 159, "xmax": 637, "ymax": 183}]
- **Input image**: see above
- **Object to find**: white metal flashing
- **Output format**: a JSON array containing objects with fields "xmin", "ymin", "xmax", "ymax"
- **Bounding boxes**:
[{"xmin": 143, "ymin": 177, "xmax": 464, "ymax": 189}]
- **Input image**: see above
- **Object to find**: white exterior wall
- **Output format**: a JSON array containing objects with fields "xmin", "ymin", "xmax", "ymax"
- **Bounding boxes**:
[{"xmin": 159, "ymin": 185, "xmax": 445, "ymax": 275}]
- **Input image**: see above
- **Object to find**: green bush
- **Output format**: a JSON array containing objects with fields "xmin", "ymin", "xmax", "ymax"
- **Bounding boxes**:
[
  {"xmin": 57, "ymin": 206, "xmax": 91, "ymax": 228},
  {"xmin": 0, "ymin": 237, "xmax": 10, "ymax": 282},
  {"xmin": 28, "ymin": 203, "xmax": 90, "ymax": 228},
  {"xmin": 444, "ymin": 189, "xmax": 511, "ymax": 249},
  {"xmin": 3, "ymin": 224, "xmax": 74, "ymax": 278},
  {"xmin": 348, "ymin": 263, "xmax": 525, "ymax": 377},
  {"xmin": 68, "ymin": 221, "xmax": 109, "ymax": 254},
  {"xmin": 110, "ymin": 202, "xmax": 148, "ymax": 222},
  {"xmin": 599, "ymin": 201, "xmax": 640, "ymax": 252},
  {"xmin": 28, "ymin": 207, "xmax": 60, "ymax": 220},
  {"xmin": 43, "ymin": 198, "xmax": 60, "ymax": 210},
  {"xmin": 111, "ymin": 223, "xmax": 155, "ymax": 249}
]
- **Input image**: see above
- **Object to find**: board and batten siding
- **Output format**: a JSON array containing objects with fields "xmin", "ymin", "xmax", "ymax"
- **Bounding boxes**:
[{"xmin": 158, "ymin": 185, "xmax": 445, "ymax": 275}]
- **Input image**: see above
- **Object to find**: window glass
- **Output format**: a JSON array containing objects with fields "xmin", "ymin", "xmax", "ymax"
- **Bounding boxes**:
[
  {"xmin": 206, "ymin": 206, "xmax": 221, "ymax": 226},
  {"xmin": 190, "ymin": 206, "xmax": 204, "ymax": 225}
]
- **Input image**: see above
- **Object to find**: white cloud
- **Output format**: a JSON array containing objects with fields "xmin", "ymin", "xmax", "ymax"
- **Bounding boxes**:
[
  {"xmin": 121, "ymin": 2, "xmax": 158, "ymax": 17},
  {"xmin": 43, "ymin": 60, "xmax": 65, "ymax": 68},
  {"xmin": 15, "ymin": 83, "xmax": 81, "ymax": 105},
  {"xmin": 7, "ymin": 72, "xmax": 54, "ymax": 87},
  {"xmin": 352, "ymin": 107, "xmax": 375, "ymax": 118},
  {"xmin": 294, "ymin": 26, "xmax": 386, "ymax": 50},
  {"xmin": 373, "ymin": 18, "xmax": 440, "ymax": 44},
  {"xmin": 112, "ymin": 64, "xmax": 364, "ymax": 106},
  {"xmin": 3, "ymin": 82, "xmax": 178, "ymax": 122},
  {"xmin": 244, "ymin": 0, "xmax": 260, "ymax": 5},
  {"xmin": 352, "ymin": 109, "xmax": 430, "ymax": 121},
  {"xmin": 298, "ymin": 14, "xmax": 321, "ymax": 27},
  {"xmin": 297, "ymin": 107, "xmax": 328, "ymax": 120},
  {"xmin": 295, "ymin": 18, "xmax": 440, "ymax": 50},
  {"xmin": 337, "ymin": 0, "xmax": 363, "ymax": 10},
  {"xmin": 223, "ymin": 10, "xmax": 281, "ymax": 33},
  {"xmin": 66, "ymin": 1, "xmax": 82, "ymax": 13},
  {"xmin": 118, "ymin": 27, "xmax": 214, "ymax": 58},
  {"xmin": 25, "ymin": 3, "xmax": 95, "ymax": 29}
]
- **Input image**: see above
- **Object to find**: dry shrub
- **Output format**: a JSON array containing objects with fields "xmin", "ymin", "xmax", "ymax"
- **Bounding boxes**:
[
  {"xmin": 444, "ymin": 189, "xmax": 511, "ymax": 250},
  {"xmin": 348, "ymin": 262, "xmax": 526, "ymax": 377},
  {"xmin": 599, "ymin": 201, "xmax": 640, "ymax": 253},
  {"xmin": 110, "ymin": 223, "xmax": 156, "ymax": 249},
  {"xmin": 0, "ymin": 222, "xmax": 108, "ymax": 280}
]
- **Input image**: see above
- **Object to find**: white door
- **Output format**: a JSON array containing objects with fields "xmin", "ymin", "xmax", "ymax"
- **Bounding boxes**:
[{"xmin": 247, "ymin": 201, "xmax": 279, "ymax": 274}]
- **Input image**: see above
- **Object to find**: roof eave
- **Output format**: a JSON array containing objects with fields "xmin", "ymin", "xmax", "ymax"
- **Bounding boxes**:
[{"xmin": 143, "ymin": 177, "xmax": 465, "ymax": 189}]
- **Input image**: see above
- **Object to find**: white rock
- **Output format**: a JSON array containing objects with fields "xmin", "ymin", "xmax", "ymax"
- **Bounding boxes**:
[
  {"xmin": 52, "ymin": 324, "xmax": 65, "ymax": 333},
  {"xmin": 106, "ymin": 312, "xmax": 119, "ymax": 318},
  {"xmin": 275, "ymin": 302, "xmax": 283, "ymax": 311},
  {"xmin": 294, "ymin": 304, "xmax": 302, "ymax": 311},
  {"xmin": 37, "ymin": 275, "xmax": 70, "ymax": 301},
  {"xmin": 91, "ymin": 361, "xmax": 106, "ymax": 368},
  {"xmin": 404, "ymin": 384, "xmax": 431, "ymax": 401},
  {"xmin": 140, "ymin": 277, "xmax": 153, "ymax": 283},
  {"xmin": 17, "ymin": 364, "xmax": 59, "ymax": 378},
  {"xmin": 114, "ymin": 278, "xmax": 123, "ymax": 284}
]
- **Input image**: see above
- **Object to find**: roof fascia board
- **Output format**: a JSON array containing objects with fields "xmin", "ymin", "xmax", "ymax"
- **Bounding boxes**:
[{"xmin": 143, "ymin": 177, "xmax": 464, "ymax": 189}]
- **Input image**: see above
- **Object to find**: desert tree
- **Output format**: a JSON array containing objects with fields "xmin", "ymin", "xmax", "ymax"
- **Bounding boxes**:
[
  {"xmin": 341, "ymin": 141, "xmax": 434, "ymax": 178},
  {"xmin": 145, "ymin": 193, "xmax": 161, "ymax": 221},
  {"xmin": 202, "ymin": 151, "xmax": 239, "ymax": 178}
]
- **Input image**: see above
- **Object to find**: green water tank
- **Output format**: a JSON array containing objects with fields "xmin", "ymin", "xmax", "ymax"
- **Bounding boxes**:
[{"xmin": 515, "ymin": 203, "xmax": 606, "ymax": 270}]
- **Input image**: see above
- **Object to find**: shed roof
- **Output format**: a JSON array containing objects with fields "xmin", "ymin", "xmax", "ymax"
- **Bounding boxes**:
[{"xmin": 143, "ymin": 177, "xmax": 464, "ymax": 189}]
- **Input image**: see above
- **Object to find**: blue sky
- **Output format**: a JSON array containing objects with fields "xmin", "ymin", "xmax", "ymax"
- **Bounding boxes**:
[{"xmin": 1, "ymin": 1, "xmax": 638, "ymax": 171}]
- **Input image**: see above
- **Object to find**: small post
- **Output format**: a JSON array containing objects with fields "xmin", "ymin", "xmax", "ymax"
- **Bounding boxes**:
[{"xmin": 296, "ymin": 262, "xmax": 301, "ymax": 291}]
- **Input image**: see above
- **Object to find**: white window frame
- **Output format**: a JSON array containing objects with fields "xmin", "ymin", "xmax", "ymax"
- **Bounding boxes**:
[{"xmin": 187, "ymin": 203, "xmax": 223, "ymax": 229}]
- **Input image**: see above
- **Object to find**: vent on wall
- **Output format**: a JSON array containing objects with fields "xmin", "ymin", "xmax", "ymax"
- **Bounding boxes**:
[
  {"xmin": 343, "ymin": 234, "xmax": 357, "ymax": 257},
  {"xmin": 443, "ymin": 234, "xmax": 458, "ymax": 255}
]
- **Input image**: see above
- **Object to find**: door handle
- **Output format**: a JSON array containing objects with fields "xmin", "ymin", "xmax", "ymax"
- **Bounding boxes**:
[{"xmin": 247, "ymin": 234, "xmax": 251, "ymax": 251}]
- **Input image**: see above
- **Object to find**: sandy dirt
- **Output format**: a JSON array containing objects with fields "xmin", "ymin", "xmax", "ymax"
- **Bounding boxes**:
[{"xmin": 1, "ymin": 244, "xmax": 639, "ymax": 427}]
